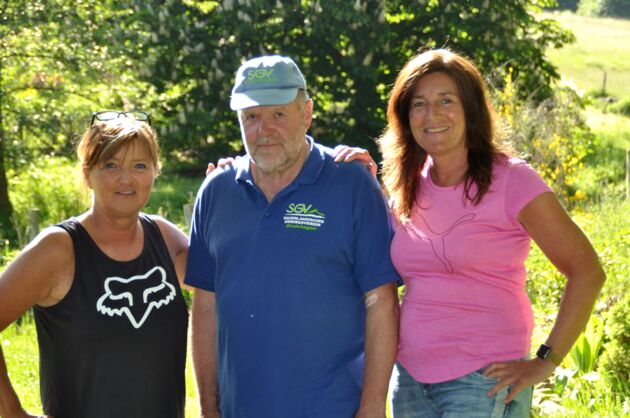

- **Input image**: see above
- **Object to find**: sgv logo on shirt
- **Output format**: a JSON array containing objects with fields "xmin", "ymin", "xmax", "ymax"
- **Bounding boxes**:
[{"xmin": 284, "ymin": 203, "xmax": 325, "ymax": 231}]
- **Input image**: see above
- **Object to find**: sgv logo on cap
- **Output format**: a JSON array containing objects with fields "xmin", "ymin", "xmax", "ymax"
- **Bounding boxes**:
[
  {"xmin": 230, "ymin": 55, "xmax": 307, "ymax": 110},
  {"xmin": 246, "ymin": 68, "xmax": 278, "ymax": 83}
]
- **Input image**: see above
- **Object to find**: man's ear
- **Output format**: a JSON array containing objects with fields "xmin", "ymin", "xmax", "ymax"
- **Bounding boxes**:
[{"xmin": 304, "ymin": 98, "xmax": 313, "ymax": 129}]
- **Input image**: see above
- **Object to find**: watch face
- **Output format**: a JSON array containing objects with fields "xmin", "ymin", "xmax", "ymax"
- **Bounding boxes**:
[{"xmin": 537, "ymin": 344, "xmax": 551, "ymax": 359}]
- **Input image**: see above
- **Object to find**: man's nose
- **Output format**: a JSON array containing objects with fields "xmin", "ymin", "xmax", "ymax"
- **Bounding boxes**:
[{"xmin": 257, "ymin": 116, "xmax": 273, "ymax": 136}]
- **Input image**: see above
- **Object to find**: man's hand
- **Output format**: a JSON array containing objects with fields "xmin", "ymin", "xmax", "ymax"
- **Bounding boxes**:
[
  {"xmin": 332, "ymin": 145, "xmax": 377, "ymax": 178},
  {"xmin": 484, "ymin": 358, "xmax": 556, "ymax": 403}
]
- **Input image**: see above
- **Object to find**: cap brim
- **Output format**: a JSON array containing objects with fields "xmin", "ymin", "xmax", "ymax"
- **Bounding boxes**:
[{"xmin": 230, "ymin": 88, "xmax": 299, "ymax": 110}]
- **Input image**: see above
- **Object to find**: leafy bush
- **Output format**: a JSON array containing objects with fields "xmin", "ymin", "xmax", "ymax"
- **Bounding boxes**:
[
  {"xmin": 8, "ymin": 156, "xmax": 88, "ymax": 246},
  {"xmin": 600, "ymin": 291, "xmax": 630, "ymax": 394},
  {"xmin": 494, "ymin": 73, "xmax": 595, "ymax": 206},
  {"xmin": 566, "ymin": 315, "xmax": 605, "ymax": 375},
  {"xmin": 609, "ymin": 97, "xmax": 630, "ymax": 117}
]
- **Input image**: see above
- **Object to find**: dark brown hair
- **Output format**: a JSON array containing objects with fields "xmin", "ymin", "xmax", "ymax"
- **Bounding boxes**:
[
  {"xmin": 78, "ymin": 118, "xmax": 161, "ymax": 176},
  {"xmin": 378, "ymin": 48, "xmax": 506, "ymax": 220}
]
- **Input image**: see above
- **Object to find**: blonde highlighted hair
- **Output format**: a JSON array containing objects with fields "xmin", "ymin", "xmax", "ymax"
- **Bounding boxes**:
[{"xmin": 78, "ymin": 118, "xmax": 161, "ymax": 175}]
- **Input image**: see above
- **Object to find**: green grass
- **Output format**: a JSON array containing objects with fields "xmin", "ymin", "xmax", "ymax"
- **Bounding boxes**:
[
  {"xmin": 145, "ymin": 173, "xmax": 201, "ymax": 230},
  {"xmin": 572, "ymin": 106, "xmax": 630, "ymax": 198},
  {"xmin": 542, "ymin": 11, "xmax": 630, "ymax": 100},
  {"xmin": 1, "ymin": 322, "xmax": 41, "ymax": 415}
]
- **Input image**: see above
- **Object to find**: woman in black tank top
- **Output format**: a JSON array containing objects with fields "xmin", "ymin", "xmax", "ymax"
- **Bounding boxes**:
[{"xmin": 0, "ymin": 113, "xmax": 189, "ymax": 418}]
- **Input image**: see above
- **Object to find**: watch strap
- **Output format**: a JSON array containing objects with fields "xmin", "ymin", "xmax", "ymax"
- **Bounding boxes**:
[
  {"xmin": 537, "ymin": 343, "xmax": 563, "ymax": 367},
  {"xmin": 546, "ymin": 350, "xmax": 563, "ymax": 367}
]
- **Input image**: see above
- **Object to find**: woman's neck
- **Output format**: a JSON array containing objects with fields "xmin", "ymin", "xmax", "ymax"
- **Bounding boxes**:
[
  {"xmin": 78, "ymin": 209, "xmax": 144, "ymax": 260},
  {"xmin": 429, "ymin": 151, "xmax": 469, "ymax": 187}
]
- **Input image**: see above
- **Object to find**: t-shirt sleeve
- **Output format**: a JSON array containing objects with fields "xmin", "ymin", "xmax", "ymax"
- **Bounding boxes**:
[
  {"xmin": 504, "ymin": 160, "xmax": 554, "ymax": 226},
  {"xmin": 351, "ymin": 172, "xmax": 401, "ymax": 294},
  {"xmin": 184, "ymin": 184, "xmax": 216, "ymax": 292}
]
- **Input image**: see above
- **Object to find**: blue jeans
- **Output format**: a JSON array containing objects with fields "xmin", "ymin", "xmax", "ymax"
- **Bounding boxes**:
[{"xmin": 391, "ymin": 362, "xmax": 533, "ymax": 418}]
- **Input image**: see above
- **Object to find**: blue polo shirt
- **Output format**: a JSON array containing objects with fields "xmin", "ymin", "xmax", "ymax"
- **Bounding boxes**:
[{"xmin": 185, "ymin": 138, "xmax": 399, "ymax": 418}]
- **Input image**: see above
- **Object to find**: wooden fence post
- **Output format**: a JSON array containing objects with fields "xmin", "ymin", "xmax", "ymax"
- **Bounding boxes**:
[
  {"xmin": 183, "ymin": 203, "xmax": 193, "ymax": 230},
  {"xmin": 26, "ymin": 208, "xmax": 40, "ymax": 242}
]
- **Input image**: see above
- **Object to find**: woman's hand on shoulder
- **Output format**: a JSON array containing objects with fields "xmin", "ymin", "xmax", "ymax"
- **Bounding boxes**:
[
  {"xmin": 0, "ymin": 227, "xmax": 73, "ymax": 330},
  {"xmin": 206, "ymin": 156, "xmax": 241, "ymax": 176},
  {"xmin": 332, "ymin": 145, "xmax": 377, "ymax": 178}
]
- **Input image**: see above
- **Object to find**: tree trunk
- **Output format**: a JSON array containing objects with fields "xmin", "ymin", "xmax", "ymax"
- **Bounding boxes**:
[{"xmin": 0, "ymin": 60, "xmax": 15, "ymax": 236}]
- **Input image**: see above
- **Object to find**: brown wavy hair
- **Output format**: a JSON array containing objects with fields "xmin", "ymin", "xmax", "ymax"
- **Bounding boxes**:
[
  {"xmin": 378, "ymin": 48, "xmax": 507, "ymax": 221},
  {"xmin": 78, "ymin": 118, "xmax": 161, "ymax": 178}
]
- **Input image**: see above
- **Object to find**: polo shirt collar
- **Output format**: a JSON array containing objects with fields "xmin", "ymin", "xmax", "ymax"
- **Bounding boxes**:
[{"xmin": 234, "ymin": 136, "xmax": 325, "ymax": 186}]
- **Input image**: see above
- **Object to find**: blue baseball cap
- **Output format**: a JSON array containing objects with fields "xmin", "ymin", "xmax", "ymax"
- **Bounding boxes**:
[{"xmin": 230, "ymin": 55, "xmax": 307, "ymax": 110}]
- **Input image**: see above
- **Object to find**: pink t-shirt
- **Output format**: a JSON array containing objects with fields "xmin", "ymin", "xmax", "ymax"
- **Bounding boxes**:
[{"xmin": 392, "ymin": 156, "xmax": 553, "ymax": 383}]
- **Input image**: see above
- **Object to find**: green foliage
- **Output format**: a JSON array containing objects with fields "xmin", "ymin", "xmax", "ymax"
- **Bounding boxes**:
[
  {"xmin": 571, "ymin": 109, "xmax": 630, "ymax": 199},
  {"xmin": 145, "ymin": 174, "xmax": 201, "ymax": 229},
  {"xmin": 8, "ymin": 156, "xmax": 88, "ymax": 245},
  {"xmin": 1, "ymin": 0, "xmax": 577, "ymax": 238},
  {"xmin": 0, "ymin": 0, "xmax": 160, "ymax": 238},
  {"xmin": 578, "ymin": 0, "xmax": 630, "ymax": 17},
  {"xmin": 600, "ymin": 291, "xmax": 630, "ymax": 394},
  {"xmin": 529, "ymin": 197, "xmax": 630, "ymax": 414},
  {"xmin": 119, "ymin": 0, "xmax": 574, "ymax": 171},
  {"xmin": 7, "ymin": 156, "xmax": 202, "ymax": 243},
  {"xmin": 565, "ymin": 315, "xmax": 604, "ymax": 375},
  {"xmin": 495, "ymin": 74, "xmax": 594, "ymax": 206},
  {"xmin": 609, "ymin": 98, "xmax": 630, "ymax": 117}
]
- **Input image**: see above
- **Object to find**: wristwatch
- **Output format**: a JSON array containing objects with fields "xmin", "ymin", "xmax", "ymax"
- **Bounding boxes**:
[{"xmin": 536, "ymin": 343, "xmax": 563, "ymax": 366}]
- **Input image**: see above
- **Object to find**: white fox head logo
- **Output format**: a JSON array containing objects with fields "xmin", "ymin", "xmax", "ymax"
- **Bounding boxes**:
[{"xmin": 96, "ymin": 266, "xmax": 176, "ymax": 329}]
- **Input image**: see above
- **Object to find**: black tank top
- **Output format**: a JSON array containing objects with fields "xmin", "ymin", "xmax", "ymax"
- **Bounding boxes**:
[{"xmin": 33, "ymin": 214, "xmax": 188, "ymax": 418}]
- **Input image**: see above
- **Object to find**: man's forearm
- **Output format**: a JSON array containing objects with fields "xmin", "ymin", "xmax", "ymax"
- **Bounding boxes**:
[
  {"xmin": 357, "ymin": 283, "xmax": 399, "ymax": 415},
  {"xmin": 191, "ymin": 290, "xmax": 220, "ymax": 416}
]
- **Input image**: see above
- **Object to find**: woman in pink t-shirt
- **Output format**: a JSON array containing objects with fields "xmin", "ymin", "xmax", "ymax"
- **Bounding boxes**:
[{"xmin": 337, "ymin": 49, "xmax": 605, "ymax": 417}]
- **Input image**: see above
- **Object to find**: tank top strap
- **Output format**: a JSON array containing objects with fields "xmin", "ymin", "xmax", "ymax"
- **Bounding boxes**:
[
  {"xmin": 138, "ymin": 213, "xmax": 173, "ymax": 264},
  {"xmin": 55, "ymin": 217, "xmax": 94, "ymax": 252}
]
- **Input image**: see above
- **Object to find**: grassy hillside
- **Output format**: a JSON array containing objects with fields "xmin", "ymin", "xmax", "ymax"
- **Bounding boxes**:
[
  {"xmin": 541, "ymin": 11, "xmax": 630, "ymax": 198},
  {"xmin": 542, "ymin": 11, "xmax": 630, "ymax": 100}
]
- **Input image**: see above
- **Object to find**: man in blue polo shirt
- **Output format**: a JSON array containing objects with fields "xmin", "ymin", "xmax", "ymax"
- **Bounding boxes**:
[{"xmin": 185, "ymin": 55, "xmax": 400, "ymax": 418}]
